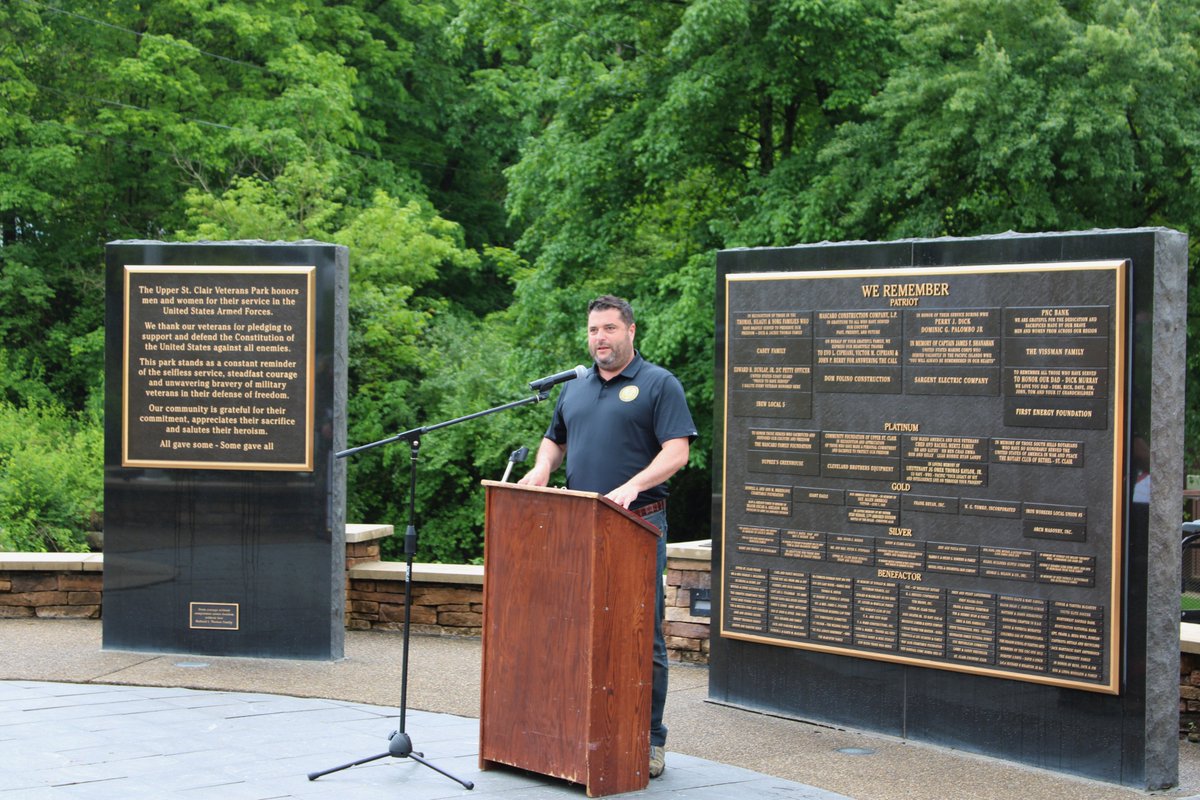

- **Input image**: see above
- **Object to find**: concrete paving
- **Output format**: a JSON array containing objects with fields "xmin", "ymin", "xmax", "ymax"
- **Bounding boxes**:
[{"xmin": 2, "ymin": 619, "xmax": 1200, "ymax": 800}]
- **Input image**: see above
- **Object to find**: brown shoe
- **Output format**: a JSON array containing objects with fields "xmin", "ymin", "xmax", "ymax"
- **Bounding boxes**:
[{"xmin": 649, "ymin": 745, "xmax": 666, "ymax": 778}]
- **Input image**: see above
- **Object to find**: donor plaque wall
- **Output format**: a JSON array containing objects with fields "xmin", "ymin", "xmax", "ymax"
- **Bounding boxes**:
[
  {"xmin": 721, "ymin": 261, "xmax": 1126, "ymax": 692},
  {"xmin": 710, "ymin": 229, "xmax": 1189, "ymax": 790}
]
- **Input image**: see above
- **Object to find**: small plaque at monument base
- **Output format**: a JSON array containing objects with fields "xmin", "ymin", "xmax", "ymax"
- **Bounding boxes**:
[{"xmin": 189, "ymin": 602, "xmax": 240, "ymax": 631}]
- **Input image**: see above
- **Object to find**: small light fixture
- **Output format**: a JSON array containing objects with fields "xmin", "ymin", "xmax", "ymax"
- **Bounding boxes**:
[{"xmin": 836, "ymin": 747, "xmax": 875, "ymax": 756}]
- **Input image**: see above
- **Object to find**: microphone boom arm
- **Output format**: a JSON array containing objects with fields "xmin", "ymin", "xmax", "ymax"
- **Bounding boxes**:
[{"xmin": 336, "ymin": 390, "xmax": 550, "ymax": 460}]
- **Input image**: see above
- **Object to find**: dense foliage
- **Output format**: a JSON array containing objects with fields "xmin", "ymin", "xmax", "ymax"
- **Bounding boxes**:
[
  {"xmin": 2, "ymin": 0, "xmax": 1198, "ymax": 555},
  {"xmin": 0, "ymin": 402, "xmax": 102, "ymax": 551}
]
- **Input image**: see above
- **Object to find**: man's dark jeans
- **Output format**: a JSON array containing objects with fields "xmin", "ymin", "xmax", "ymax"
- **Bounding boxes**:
[{"xmin": 644, "ymin": 508, "xmax": 669, "ymax": 748}]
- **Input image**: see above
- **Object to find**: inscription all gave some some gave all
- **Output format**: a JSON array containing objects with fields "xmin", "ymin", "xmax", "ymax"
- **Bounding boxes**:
[
  {"xmin": 123, "ymin": 266, "xmax": 315, "ymax": 470},
  {"xmin": 721, "ymin": 261, "xmax": 1126, "ymax": 693}
]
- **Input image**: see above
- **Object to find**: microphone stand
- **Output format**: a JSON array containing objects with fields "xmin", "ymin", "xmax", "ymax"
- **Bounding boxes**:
[{"xmin": 307, "ymin": 390, "xmax": 551, "ymax": 788}]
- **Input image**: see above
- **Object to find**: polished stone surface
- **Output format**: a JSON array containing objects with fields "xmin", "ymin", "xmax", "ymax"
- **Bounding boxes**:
[
  {"xmin": 713, "ymin": 229, "xmax": 1189, "ymax": 787},
  {"xmin": 102, "ymin": 241, "xmax": 348, "ymax": 660}
]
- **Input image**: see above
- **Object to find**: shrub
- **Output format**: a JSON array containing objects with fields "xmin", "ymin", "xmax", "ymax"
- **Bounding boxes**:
[{"xmin": 0, "ymin": 402, "xmax": 102, "ymax": 552}]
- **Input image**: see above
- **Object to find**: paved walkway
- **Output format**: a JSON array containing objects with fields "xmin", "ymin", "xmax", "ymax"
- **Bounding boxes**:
[
  {"xmin": 0, "ymin": 680, "xmax": 832, "ymax": 799},
  {"xmin": 2, "ymin": 619, "xmax": 1199, "ymax": 800}
]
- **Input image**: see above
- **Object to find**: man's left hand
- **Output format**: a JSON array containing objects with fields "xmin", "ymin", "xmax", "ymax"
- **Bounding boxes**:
[{"xmin": 603, "ymin": 437, "xmax": 690, "ymax": 510}]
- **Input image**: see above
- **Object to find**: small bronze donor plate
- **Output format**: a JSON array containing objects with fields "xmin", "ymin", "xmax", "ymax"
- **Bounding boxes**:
[{"xmin": 189, "ymin": 602, "xmax": 240, "ymax": 631}]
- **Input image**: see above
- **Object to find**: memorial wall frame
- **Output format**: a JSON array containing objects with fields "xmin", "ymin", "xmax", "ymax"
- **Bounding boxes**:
[
  {"xmin": 710, "ymin": 229, "xmax": 1187, "ymax": 789},
  {"xmin": 720, "ymin": 260, "xmax": 1126, "ymax": 693}
]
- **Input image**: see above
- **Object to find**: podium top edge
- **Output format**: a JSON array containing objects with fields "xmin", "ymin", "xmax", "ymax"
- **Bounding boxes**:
[
  {"xmin": 481, "ymin": 480, "xmax": 599, "ymax": 500},
  {"xmin": 480, "ymin": 480, "xmax": 661, "ymax": 537}
]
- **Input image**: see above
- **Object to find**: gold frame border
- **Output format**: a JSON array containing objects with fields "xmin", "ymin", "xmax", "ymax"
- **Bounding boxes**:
[
  {"xmin": 720, "ymin": 259, "xmax": 1128, "ymax": 694},
  {"xmin": 122, "ymin": 265, "xmax": 317, "ymax": 472}
]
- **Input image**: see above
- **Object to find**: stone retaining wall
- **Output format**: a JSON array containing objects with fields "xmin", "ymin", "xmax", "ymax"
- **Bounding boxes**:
[
  {"xmin": 9, "ymin": 534, "xmax": 1200, "ymax": 729},
  {"xmin": 0, "ymin": 553, "xmax": 104, "ymax": 620},
  {"xmin": 0, "ymin": 527, "xmax": 715, "ymax": 665},
  {"xmin": 12, "ymin": 535, "xmax": 1200, "ymax": 735},
  {"xmin": 1178, "ymin": 629, "xmax": 1200, "ymax": 734},
  {"xmin": 342, "ymin": 538, "xmax": 716, "ymax": 666},
  {"xmin": 1181, "ymin": 653, "xmax": 1200, "ymax": 731},
  {"xmin": 346, "ymin": 561, "xmax": 485, "ymax": 636},
  {"xmin": 664, "ymin": 541, "xmax": 713, "ymax": 664}
]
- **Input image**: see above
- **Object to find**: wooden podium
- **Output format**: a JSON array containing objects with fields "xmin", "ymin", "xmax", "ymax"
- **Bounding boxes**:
[{"xmin": 479, "ymin": 481, "xmax": 660, "ymax": 797}]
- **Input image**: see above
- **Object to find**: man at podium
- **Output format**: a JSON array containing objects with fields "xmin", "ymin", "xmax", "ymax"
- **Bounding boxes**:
[{"xmin": 518, "ymin": 294, "xmax": 698, "ymax": 779}]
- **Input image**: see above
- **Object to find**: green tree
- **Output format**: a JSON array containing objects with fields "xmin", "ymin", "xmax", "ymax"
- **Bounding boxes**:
[
  {"xmin": 8, "ymin": 0, "xmax": 1199, "ymax": 557},
  {"xmin": 1, "ymin": 0, "xmax": 530, "ymax": 555},
  {"xmin": 797, "ymin": 0, "xmax": 1200, "ymax": 464},
  {"xmin": 463, "ymin": 0, "xmax": 899, "ymax": 538},
  {"xmin": 799, "ymin": 0, "xmax": 1200, "ymax": 241},
  {"xmin": 0, "ymin": 402, "xmax": 102, "ymax": 552}
]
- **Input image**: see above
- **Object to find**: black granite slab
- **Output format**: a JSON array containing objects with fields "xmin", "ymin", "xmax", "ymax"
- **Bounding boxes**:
[
  {"xmin": 710, "ymin": 229, "xmax": 1186, "ymax": 788},
  {"xmin": 103, "ymin": 241, "xmax": 348, "ymax": 660}
]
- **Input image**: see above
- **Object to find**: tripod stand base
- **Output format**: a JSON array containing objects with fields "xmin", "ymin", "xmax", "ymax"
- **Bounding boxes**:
[
  {"xmin": 388, "ymin": 729, "xmax": 416, "ymax": 757},
  {"xmin": 306, "ymin": 728, "xmax": 474, "ymax": 790}
]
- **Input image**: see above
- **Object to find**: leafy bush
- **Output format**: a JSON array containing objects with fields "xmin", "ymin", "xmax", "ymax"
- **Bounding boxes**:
[{"xmin": 0, "ymin": 402, "xmax": 102, "ymax": 552}]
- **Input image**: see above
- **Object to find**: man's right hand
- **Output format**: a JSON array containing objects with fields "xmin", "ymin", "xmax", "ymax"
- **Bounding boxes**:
[
  {"xmin": 518, "ymin": 438, "xmax": 565, "ymax": 487},
  {"xmin": 517, "ymin": 464, "xmax": 550, "ymax": 486}
]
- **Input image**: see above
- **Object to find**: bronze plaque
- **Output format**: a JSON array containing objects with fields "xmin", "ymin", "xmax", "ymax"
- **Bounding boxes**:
[
  {"xmin": 122, "ymin": 266, "xmax": 315, "ymax": 470},
  {"xmin": 720, "ymin": 261, "xmax": 1127, "ymax": 693},
  {"xmin": 189, "ymin": 602, "xmax": 240, "ymax": 631}
]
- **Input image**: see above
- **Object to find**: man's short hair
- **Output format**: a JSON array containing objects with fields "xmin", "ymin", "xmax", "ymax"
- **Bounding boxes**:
[{"xmin": 587, "ymin": 295, "xmax": 635, "ymax": 326}]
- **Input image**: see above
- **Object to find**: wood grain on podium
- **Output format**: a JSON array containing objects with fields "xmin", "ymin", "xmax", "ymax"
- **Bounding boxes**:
[{"xmin": 479, "ymin": 481, "xmax": 658, "ymax": 797}]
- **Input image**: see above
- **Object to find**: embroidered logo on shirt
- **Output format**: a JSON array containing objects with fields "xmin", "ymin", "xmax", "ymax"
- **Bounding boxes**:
[{"xmin": 619, "ymin": 385, "xmax": 640, "ymax": 402}]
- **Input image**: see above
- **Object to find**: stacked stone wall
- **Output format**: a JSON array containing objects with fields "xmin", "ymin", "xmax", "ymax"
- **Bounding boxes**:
[
  {"xmin": 10, "ymin": 538, "xmax": 1200, "ymax": 732},
  {"xmin": 1181, "ymin": 652, "xmax": 1200, "ymax": 734},
  {"xmin": 0, "ymin": 570, "xmax": 102, "ymax": 619},
  {"xmin": 346, "ymin": 578, "xmax": 484, "ymax": 636},
  {"xmin": 664, "ymin": 554, "xmax": 712, "ymax": 664}
]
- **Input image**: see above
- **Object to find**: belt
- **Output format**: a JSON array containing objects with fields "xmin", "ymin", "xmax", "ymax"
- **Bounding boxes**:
[{"xmin": 632, "ymin": 499, "xmax": 666, "ymax": 518}]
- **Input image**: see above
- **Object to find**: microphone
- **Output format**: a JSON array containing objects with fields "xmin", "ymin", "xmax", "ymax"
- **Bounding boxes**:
[
  {"xmin": 501, "ymin": 446, "xmax": 530, "ymax": 482},
  {"xmin": 528, "ymin": 365, "xmax": 587, "ymax": 392}
]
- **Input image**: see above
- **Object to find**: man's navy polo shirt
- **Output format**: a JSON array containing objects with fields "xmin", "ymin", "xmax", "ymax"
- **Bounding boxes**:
[{"xmin": 544, "ymin": 352, "xmax": 697, "ymax": 508}]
